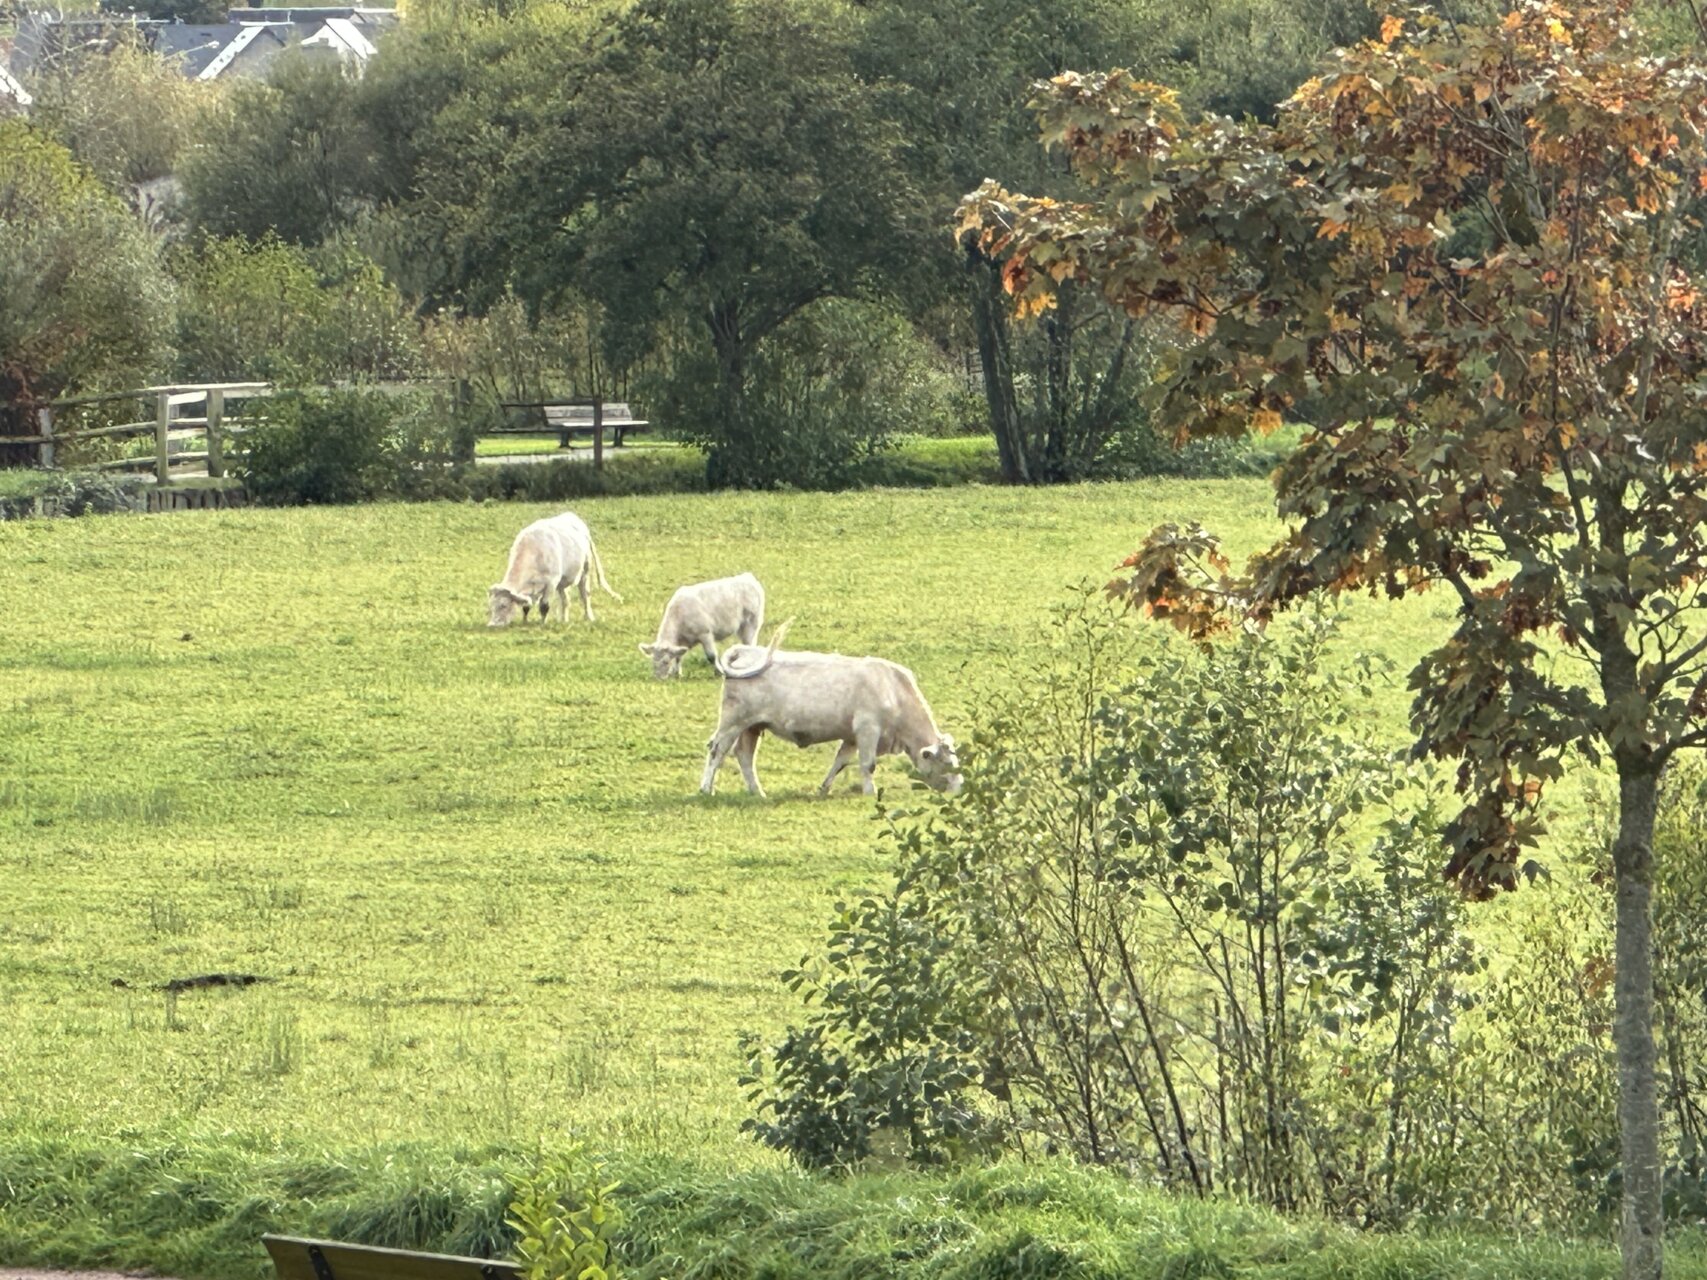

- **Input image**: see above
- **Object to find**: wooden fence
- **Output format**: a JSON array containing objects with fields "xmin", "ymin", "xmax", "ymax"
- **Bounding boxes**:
[{"xmin": 0, "ymin": 383, "xmax": 272, "ymax": 483}]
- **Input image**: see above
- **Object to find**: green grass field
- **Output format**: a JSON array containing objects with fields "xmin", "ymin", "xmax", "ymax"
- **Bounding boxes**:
[
  {"xmin": 474, "ymin": 435, "xmax": 685, "ymax": 459},
  {"xmin": 0, "ymin": 477, "xmax": 1639, "ymax": 1276},
  {"xmin": 0, "ymin": 479, "xmax": 1454, "ymax": 1152}
]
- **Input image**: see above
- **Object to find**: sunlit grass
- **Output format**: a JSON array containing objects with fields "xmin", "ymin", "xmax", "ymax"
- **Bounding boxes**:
[{"xmin": 0, "ymin": 476, "xmax": 1627, "ymax": 1276}]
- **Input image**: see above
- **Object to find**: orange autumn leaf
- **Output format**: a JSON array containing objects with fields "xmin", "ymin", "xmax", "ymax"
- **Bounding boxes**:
[{"xmin": 1380, "ymin": 13, "xmax": 1404, "ymax": 45}]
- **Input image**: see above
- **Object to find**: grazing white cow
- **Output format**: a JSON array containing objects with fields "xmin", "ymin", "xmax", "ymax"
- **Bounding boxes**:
[
  {"xmin": 639, "ymin": 572, "xmax": 766, "ymax": 679},
  {"xmin": 487, "ymin": 512, "xmax": 621, "ymax": 628},
  {"xmin": 700, "ymin": 623, "xmax": 963, "ymax": 798}
]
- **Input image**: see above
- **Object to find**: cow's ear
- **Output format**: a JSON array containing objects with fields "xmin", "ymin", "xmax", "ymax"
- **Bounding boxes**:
[
  {"xmin": 920, "ymin": 745, "xmax": 939, "ymax": 763},
  {"xmin": 940, "ymin": 734, "xmax": 956, "ymax": 749},
  {"xmin": 639, "ymin": 643, "xmax": 655, "ymax": 656}
]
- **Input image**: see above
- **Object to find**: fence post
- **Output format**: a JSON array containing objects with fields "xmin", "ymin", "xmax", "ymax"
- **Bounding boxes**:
[
  {"xmin": 37, "ymin": 406, "xmax": 54, "ymax": 470},
  {"xmin": 592, "ymin": 399, "xmax": 604, "ymax": 471},
  {"xmin": 155, "ymin": 390, "xmax": 171, "ymax": 484},
  {"xmin": 206, "ymin": 389, "xmax": 225, "ymax": 479}
]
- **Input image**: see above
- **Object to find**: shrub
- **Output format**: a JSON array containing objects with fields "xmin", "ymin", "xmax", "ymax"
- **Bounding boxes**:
[
  {"xmin": 745, "ymin": 603, "xmax": 1485, "ymax": 1224},
  {"xmin": 506, "ymin": 1151, "xmax": 622, "ymax": 1280},
  {"xmin": 654, "ymin": 300, "xmax": 962, "ymax": 490},
  {"xmin": 0, "ymin": 470, "xmax": 151, "ymax": 519},
  {"xmin": 0, "ymin": 120, "xmax": 174, "ymax": 442},
  {"xmin": 172, "ymin": 235, "xmax": 421, "ymax": 384},
  {"xmin": 241, "ymin": 388, "xmax": 462, "ymax": 506}
]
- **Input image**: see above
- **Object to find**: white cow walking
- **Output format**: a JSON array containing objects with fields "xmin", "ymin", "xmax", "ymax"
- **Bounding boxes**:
[
  {"xmin": 487, "ymin": 512, "xmax": 621, "ymax": 628},
  {"xmin": 639, "ymin": 572, "xmax": 766, "ymax": 679},
  {"xmin": 700, "ymin": 623, "xmax": 963, "ymax": 797}
]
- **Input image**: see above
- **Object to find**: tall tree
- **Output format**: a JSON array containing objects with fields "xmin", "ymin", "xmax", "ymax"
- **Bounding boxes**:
[
  {"xmin": 860, "ymin": 0, "xmax": 1377, "ymax": 481},
  {"xmin": 180, "ymin": 54, "xmax": 373, "ymax": 246},
  {"xmin": 25, "ymin": 42, "xmax": 210, "ymax": 217},
  {"xmin": 961, "ymin": 3, "xmax": 1707, "ymax": 1275},
  {"xmin": 455, "ymin": 0, "xmax": 921, "ymax": 484}
]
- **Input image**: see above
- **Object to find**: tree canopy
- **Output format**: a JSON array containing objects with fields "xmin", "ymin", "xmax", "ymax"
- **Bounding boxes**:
[
  {"xmin": 0, "ymin": 120, "xmax": 174, "ymax": 414},
  {"xmin": 448, "ymin": 0, "xmax": 923, "ymax": 483}
]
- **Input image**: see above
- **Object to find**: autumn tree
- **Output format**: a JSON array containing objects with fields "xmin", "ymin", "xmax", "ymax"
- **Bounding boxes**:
[{"xmin": 961, "ymin": 2, "xmax": 1707, "ymax": 1275}]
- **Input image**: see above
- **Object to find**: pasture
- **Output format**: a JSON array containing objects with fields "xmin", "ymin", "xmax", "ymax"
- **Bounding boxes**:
[{"xmin": 0, "ymin": 479, "xmax": 1482, "ymax": 1164}]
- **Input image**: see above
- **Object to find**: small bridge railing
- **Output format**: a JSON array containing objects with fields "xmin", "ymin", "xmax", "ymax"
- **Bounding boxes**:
[{"xmin": 1, "ymin": 383, "xmax": 272, "ymax": 483}]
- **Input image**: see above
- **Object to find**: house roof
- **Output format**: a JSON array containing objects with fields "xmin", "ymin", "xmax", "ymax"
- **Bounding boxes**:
[
  {"xmin": 300, "ymin": 16, "xmax": 376, "ymax": 60},
  {"xmin": 230, "ymin": 7, "xmax": 397, "ymax": 24},
  {"xmin": 0, "ymin": 62, "xmax": 31, "ymax": 106},
  {"xmin": 155, "ymin": 22, "xmax": 286, "ymax": 78},
  {"xmin": 9, "ymin": 8, "xmax": 398, "ymax": 83}
]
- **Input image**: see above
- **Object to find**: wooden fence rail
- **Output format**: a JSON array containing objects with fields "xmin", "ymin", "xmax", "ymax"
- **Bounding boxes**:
[{"xmin": 0, "ymin": 383, "xmax": 271, "ymax": 482}]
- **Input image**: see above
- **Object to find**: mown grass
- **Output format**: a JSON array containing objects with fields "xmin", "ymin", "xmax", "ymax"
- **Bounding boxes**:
[
  {"xmin": 469, "ymin": 435, "xmax": 1001, "ymax": 494},
  {"xmin": 473, "ymin": 435, "xmax": 685, "ymax": 459},
  {"xmin": 0, "ymin": 477, "xmax": 1607, "ymax": 1273}
]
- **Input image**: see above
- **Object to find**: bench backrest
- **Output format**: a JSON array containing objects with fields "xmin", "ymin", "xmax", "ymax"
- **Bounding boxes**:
[
  {"xmin": 263, "ymin": 1235, "xmax": 522, "ymax": 1280},
  {"xmin": 543, "ymin": 403, "xmax": 636, "ymax": 424}
]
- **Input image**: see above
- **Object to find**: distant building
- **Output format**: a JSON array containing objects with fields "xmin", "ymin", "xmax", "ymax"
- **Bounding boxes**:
[
  {"xmin": 0, "ymin": 61, "xmax": 31, "ymax": 107},
  {"xmin": 6, "ymin": 7, "xmax": 398, "ymax": 89}
]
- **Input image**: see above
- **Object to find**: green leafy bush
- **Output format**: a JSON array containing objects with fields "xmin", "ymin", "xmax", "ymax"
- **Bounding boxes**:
[
  {"xmin": 0, "ymin": 120, "xmax": 174, "ymax": 439},
  {"xmin": 507, "ymin": 1151, "xmax": 622, "ymax": 1280},
  {"xmin": 0, "ymin": 471, "xmax": 152, "ymax": 519},
  {"xmin": 656, "ymin": 301, "xmax": 961, "ymax": 490},
  {"xmin": 172, "ymin": 234, "xmax": 421, "ymax": 384},
  {"xmin": 745, "ymin": 604, "xmax": 1484, "ymax": 1224},
  {"xmin": 242, "ymin": 388, "xmax": 463, "ymax": 506}
]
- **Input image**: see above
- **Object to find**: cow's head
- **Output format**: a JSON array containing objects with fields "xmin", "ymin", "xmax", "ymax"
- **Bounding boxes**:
[
  {"xmin": 638, "ymin": 641, "xmax": 689, "ymax": 679},
  {"xmin": 917, "ymin": 736, "xmax": 963, "ymax": 794},
  {"xmin": 488, "ymin": 586, "xmax": 531, "ymax": 628}
]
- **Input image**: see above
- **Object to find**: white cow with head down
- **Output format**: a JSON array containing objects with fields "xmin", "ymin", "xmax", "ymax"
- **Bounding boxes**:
[
  {"xmin": 700, "ymin": 623, "xmax": 962, "ymax": 797},
  {"xmin": 640, "ymin": 572, "xmax": 765, "ymax": 679},
  {"xmin": 487, "ymin": 512, "xmax": 621, "ymax": 628}
]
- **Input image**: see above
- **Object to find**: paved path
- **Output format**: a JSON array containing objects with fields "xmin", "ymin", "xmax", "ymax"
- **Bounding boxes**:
[{"xmin": 474, "ymin": 450, "xmax": 587, "ymax": 466}]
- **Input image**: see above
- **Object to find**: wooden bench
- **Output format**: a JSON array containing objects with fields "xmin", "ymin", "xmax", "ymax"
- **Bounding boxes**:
[
  {"xmin": 492, "ymin": 400, "xmax": 650, "ymax": 467},
  {"xmin": 263, "ymin": 1234, "xmax": 521, "ymax": 1280}
]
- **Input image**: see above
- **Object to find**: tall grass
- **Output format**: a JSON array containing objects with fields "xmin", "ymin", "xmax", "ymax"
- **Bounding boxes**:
[{"xmin": 3, "ymin": 1138, "xmax": 1702, "ymax": 1280}]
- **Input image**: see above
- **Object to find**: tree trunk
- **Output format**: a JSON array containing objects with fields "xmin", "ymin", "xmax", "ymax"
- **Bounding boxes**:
[
  {"xmin": 1041, "ymin": 288, "xmax": 1075, "ymax": 482},
  {"xmin": 706, "ymin": 303, "xmax": 748, "ymax": 488},
  {"xmin": 964, "ymin": 238, "xmax": 1030, "ymax": 484},
  {"xmin": 1614, "ymin": 755, "xmax": 1664, "ymax": 1280}
]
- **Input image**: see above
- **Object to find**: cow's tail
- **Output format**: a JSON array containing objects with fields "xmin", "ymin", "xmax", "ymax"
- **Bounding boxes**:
[
  {"xmin": 587, "ymin": 537, "xmax": 622, "ymax": 602},
  {"xmin": 718, "ymin": 617, "xmax": 792, "ymax": 679}
]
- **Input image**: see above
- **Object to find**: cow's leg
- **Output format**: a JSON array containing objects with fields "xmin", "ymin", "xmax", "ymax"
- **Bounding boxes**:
[
  {"xmin": 539, "ymin": 596, "xmax": 550, "ymax": 622},
  {"xmin": 521, "ymin": 602, "xmax": 532, "ymax": 622},
  {"xmin": 578, "ymin": 569, "xmax": 595, "ymax": 622},
  {"xmin": 856, "ymin": 726, "xmax": 880, "ymax": 795},
  {"xmin": 819, "ymin": 741, "xmax": 857, "ymax": 796},
  {"xmin": 734, "ymin": 727, "xmax": 765, "ymax": 796},
  {"xmin": 739, "ymin": 612, "xmax": 761, "ymax": 645},
  {"xmin": 555, "ymin": 584, "xmax": 569, "ymax": 622},
  {"xmin": 700, "ymin": 724, "xmax": 742, "ymax": 794},
  {"xmin": 701, "ymin": 637, "xmax": 719, "ymax": 667}
]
